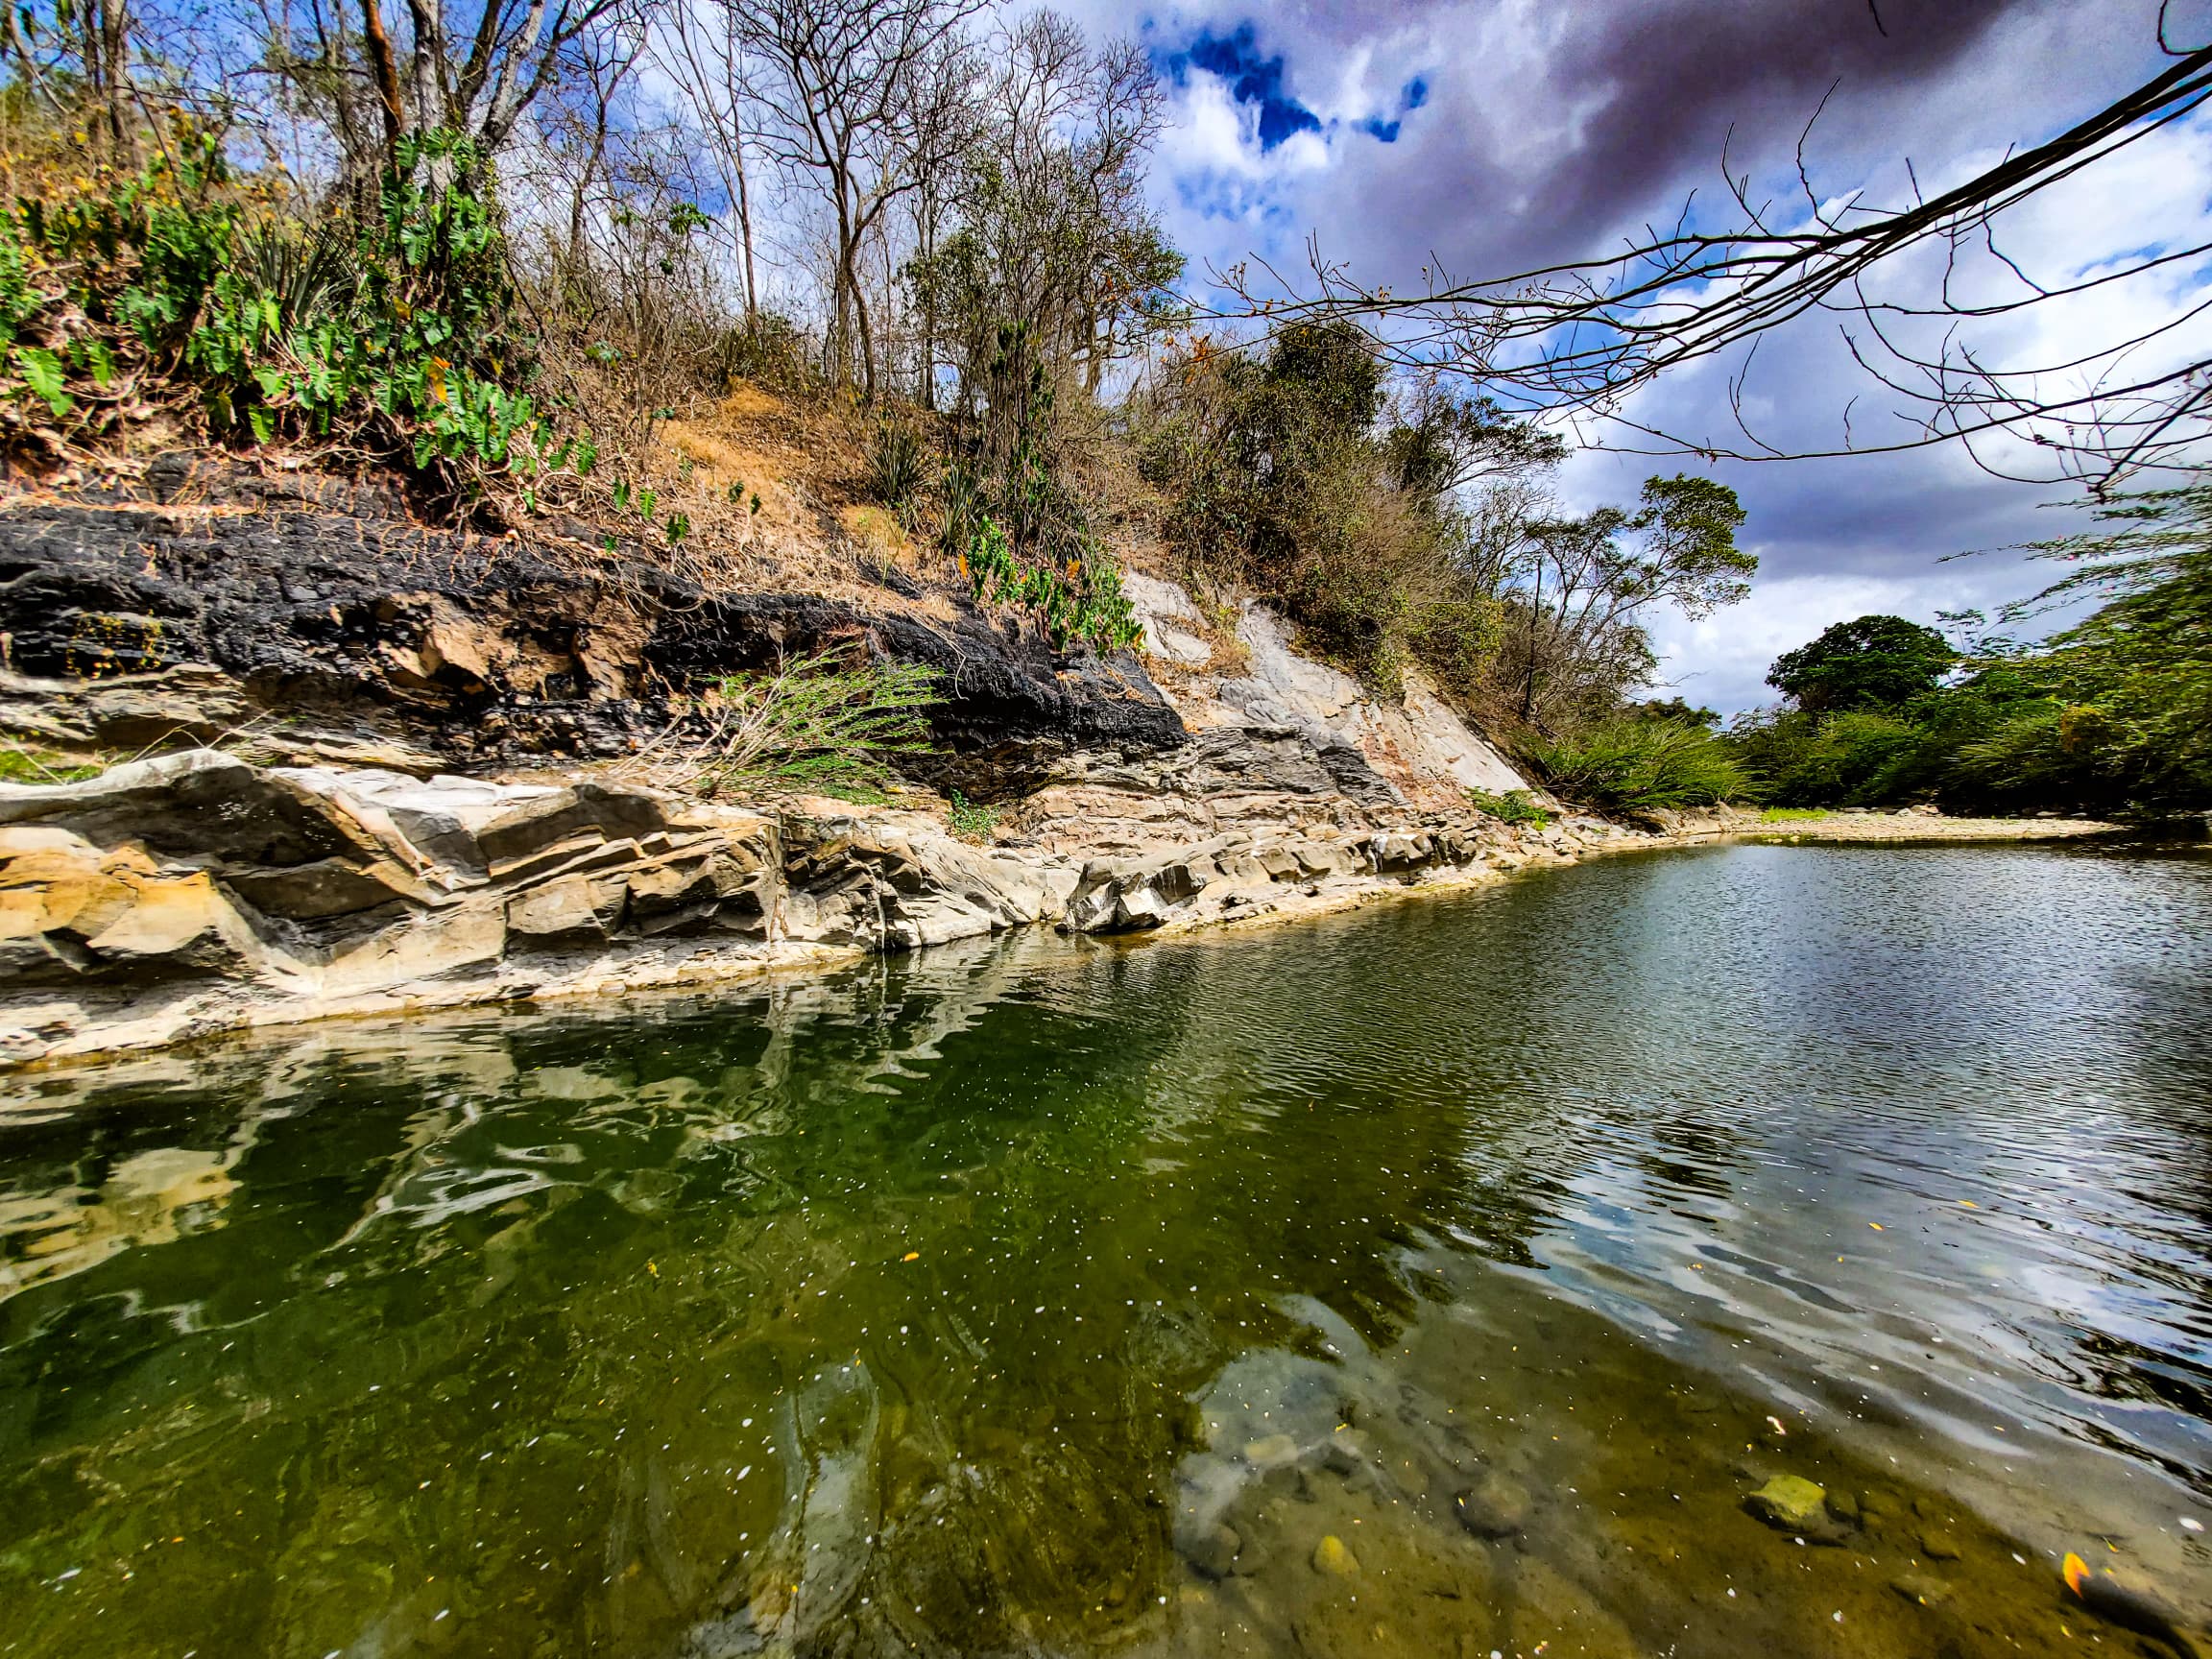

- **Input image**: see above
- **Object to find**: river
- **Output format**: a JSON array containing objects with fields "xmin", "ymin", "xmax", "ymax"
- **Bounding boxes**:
[{"xmin": 2, "ymin": 841, "xmax": 2207, "ymax": 1657}]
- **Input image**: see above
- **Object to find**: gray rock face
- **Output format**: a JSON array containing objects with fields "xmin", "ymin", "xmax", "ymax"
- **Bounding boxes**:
[
  {"xmin": 0, "ymin": 752, "xmax": 1070, "ymax": 1061},
  {"xmin": 1056, "ymin": 828, "xmax": 1476, "ymax": 935},
  {"xmin": 0, "ymin": 749, "xmax": 1627, "ymax": 1065}
]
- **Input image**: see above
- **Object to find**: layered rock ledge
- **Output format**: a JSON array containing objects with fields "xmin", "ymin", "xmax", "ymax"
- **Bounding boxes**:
[
  {"xmin": 0, "ymin": 751, "xmax": 1640, "ymax": 1067},
  {"xmin": 0, "ymin": 463, "xmax": 2138, "ymax": 1071}
]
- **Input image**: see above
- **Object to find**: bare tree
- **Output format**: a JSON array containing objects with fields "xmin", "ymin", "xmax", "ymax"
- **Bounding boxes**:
[
  {"xmin": 1225, "ymin": 13, "xmax": 2212, "ymax": 495},
  {"xmin": 897, "ymin": 28, "xmax": 983, "ymax": 404},
  {"xmin": 656, "ymin": 0, "xmax": 761, "ymax": 321},
  {"xmin": 350, "ymin": 0, "xmax": 638, "ymax": 166},
  {"xmin": 0, "ymin": 0, "xmax": 138, "ymax": 156},
  {"xmin": 907, "ymin": 11, "xmax": 1177, "ymax": 451},
  {"xmin": 730, "ymin": 0, "xmax": 983, "ymax": 395}
]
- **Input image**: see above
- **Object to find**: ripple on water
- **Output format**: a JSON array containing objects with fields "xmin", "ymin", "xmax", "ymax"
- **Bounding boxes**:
[{"xmin": 0, "ymin": 843, "xmax": 2207, "ymax": 1656}]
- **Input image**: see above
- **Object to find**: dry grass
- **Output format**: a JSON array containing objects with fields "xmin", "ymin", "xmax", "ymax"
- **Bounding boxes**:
[{"xmin": 543, "ymin": 380, "xmax": 959, "ymax": 614}]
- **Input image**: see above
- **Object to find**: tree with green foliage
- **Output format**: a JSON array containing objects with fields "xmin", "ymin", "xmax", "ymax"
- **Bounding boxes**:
[
  {"xmin": 1139, "ymin": 320, "xmax": 1749, "ymax": 722},
  {"xmin": 1498, "ymin": 473, "xmax": 1752, "ymax": 729},
  {"xmin": 1627, "ymin": 696, "xmax": 1719, "ymax": 727},
  {"xmin": 1767, "ymin": 614, "xmax": 1958, "ymax": 712},
  {"xmin": 1732, "ymin": 492, "xmax": 2212, "ymax": 816},
  {"xmin": 1946, "ymin": 487, "xmax": 2212, "ymax": 814},
  {"xmin": 887, "ymin": 12, "xmax": 1174, "ymax": 657}
]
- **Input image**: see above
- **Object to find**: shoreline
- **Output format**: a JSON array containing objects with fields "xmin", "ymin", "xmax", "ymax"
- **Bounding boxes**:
[
  {"xmin": 1721, "ymin": 811, "xmax": 2133, "ymax": 844},
  {"xmin": 0, "ymin": 775, "xmax": 2147, "ymax": 1078}
]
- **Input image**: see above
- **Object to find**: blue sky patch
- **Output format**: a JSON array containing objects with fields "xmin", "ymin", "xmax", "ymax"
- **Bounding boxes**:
[
  {"xmin": 1357, "ymin": 77, "xmax": 1434, "ymax": 144},
  {"xmin": 1162, "ymin": 21, "xmax": 1322, "ymax": 151}
]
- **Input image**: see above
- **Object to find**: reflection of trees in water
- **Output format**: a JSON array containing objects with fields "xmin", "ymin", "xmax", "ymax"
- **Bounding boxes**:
[
  {"xmin": 0, "ymin": 932, "xmax": 1211, "ymax": 1654},
  {"xmin": 9, "ymin": 852, "xmax": 2205, "ymax": 1653}
]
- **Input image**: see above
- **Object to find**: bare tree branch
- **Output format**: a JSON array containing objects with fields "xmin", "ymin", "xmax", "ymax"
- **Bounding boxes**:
[{"xmin": 1218, "ymin": 36, "xmax": 2212, "ymax": 494}]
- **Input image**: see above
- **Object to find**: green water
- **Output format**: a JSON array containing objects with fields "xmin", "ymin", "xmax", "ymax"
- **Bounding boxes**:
[{"xmin": 2, "ymin": 843, "xmax": 2208, "ymax": 1658}]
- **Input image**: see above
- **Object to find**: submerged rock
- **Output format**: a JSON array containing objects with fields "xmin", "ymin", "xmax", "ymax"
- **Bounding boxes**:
[
  {"xmin": 1180, "ymin": 1521, "xmax": 1242, "ymax": 1581},
  {"xmin": 1310, "ymin": 1534, "xmax": 1359, "ymax": 1576},
  {"xmin": 1743, "ymin": 1474, "xmax": 1829, "ymax": 1532},
  {"xmin": 1455, "ymin": 1472, "xmax": 1534, "ymax": 1538},
  {"xmin": 1891, "ymin": 1573, "xmax": 1956, "ymax": 1608},
  {"xmin": 2064, "ymin": 1558, "xmax": 2203, "ymax": 1658},
  {"xmin": 1242, "ymin": 1433, "xmax": 1300, "ymax": 1469}
]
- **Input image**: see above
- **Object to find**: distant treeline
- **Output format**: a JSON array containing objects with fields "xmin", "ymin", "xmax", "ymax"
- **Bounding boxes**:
[{"xmin": 1528, "ymin": 488, "xmax": 2211, "ymax": 822}]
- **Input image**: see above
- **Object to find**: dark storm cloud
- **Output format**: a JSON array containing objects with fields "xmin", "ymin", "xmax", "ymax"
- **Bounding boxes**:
[
  {"xmin": 1531, "ymin": 0, "xmax": 2029, "ymax": 254},
  {"xmin": 1110, "ymin": 0, "xmax": 2207, "ymax": 707}
]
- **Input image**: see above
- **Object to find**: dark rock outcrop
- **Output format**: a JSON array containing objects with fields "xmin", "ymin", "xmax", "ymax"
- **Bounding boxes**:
[{"xmin": 0, "ymin": 459, "xmax": 1185, "ymax": 780}]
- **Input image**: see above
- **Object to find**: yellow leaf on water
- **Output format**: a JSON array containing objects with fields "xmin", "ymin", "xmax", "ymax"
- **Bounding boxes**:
[{"xmin": 646, "ymin": 1262, "xmax": 659, "ymax": 1276}]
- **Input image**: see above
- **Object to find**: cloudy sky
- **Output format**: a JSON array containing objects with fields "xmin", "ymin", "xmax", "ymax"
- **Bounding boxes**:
[{"xmin": 1058, "ymin": 0, "xmax": 2211, "ymax": 712}]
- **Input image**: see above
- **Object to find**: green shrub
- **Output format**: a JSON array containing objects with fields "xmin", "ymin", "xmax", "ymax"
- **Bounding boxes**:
[
  {"xmin": 948, "ymin": 790, "xmax": 998, "ymax": 840},
  {"xmin": 957, "ymin": 513, "xmax": 1141, "ymax": 652},
  {"xmin": 714, "ymin": 310, "xmax": 812, "ymax": 390},
  {"xmin": 0, "ymin": 129, "xmax": 590, "ymax": 503},
  {"xmin": 1726, "ymin": 708, "xmax": 1951, "ymax": 806},
  {"xmin": 866, "ymin": 417, "xmax": 929, "ymax": 527},
  {"xmin": 1465, "ymin": 786, "xmax": 1551, "ymax": 828},
  {"xmin": 643, "ymin": 653, "xmax": 941, "ymax": 799},
  {"xmin": 1528, "ymin": 718, "xmax": 1750, "ymax": 814},
  {"xmin": 0, "ymin": 742, "xmax": 103, "ymax": 783},
  {"xmin": 1138, "ymin": 321, "xmax": 1474, "ymax": 694}
]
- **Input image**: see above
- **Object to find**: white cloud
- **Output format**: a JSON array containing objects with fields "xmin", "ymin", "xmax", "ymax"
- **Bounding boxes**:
[{"xmin": 1649, "ymin": 573, "xmax": 1975, "ymax": 715}]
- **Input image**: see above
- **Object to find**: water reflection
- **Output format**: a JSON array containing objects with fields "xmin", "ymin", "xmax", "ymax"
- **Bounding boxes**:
[
  {"xmin": 0, "ymin": 1145, "xmax": 240, "ymax": 1302},
  {"xmin": 0, "ymin": 845, "xmax": 2206, "ymax": 1657}
]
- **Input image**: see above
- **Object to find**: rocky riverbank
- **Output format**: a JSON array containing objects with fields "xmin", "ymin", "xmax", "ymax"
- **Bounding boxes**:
[
  {"xmin": 0, "ymin": 457, "xmax": 2143, "ymax": 1070},
  {"xmin": 0, "ymin": 452, "xmax": 1569, "ymax": 1066},
  {"xmin": 0, "ymin": 745, "xmax": 2135, "ymax": 1069},
  {"xmin": 0, "ymin": 750, "xmax": 1660, "ymax": 1068}
]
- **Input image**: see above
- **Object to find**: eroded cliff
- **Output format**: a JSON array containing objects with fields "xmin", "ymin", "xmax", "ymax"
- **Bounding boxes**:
[{"xmin": 0, "ymin": 454, "xmax": 1619, "ymax": 1066}]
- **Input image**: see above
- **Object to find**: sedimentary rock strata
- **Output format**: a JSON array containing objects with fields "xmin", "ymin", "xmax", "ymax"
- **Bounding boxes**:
[{"xmin": 0, "ymin": 751, "xmax": 1633, "ymax": 1065}]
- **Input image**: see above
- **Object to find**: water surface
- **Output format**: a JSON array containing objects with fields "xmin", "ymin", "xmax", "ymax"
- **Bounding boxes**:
[{"xmin": 3, "ymin": 842, "xmax": 2208, "ymax": 1657}]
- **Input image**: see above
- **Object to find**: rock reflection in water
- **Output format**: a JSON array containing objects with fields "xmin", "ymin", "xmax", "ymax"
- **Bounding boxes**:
[
  {"xmin": 0, "ymin": 846, "xmax": 2206, "ymax": 1659},
  {"xmin": 0, "ymin": 1144, "xmax": 240, "ymax": 1301}
]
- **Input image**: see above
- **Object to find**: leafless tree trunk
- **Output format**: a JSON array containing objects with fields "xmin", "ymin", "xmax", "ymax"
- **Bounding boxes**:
[
  {"xmin": 730, "ymin": 0, "xmax": 981, "ymax": 395},
  {"xmin": 360, "ymin": 0, "xmax": 406, "ymax": 160},
  {"xmin": 899, "ymin": 32, "xmax": 981, "ymax": 405},
  {"xmin": 660, "ymin": 0, "xmax": 761, "ymax": 321},
  {"xmin": 343, "ymin": 0, "xmax": 640, "ymax": 168}
]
